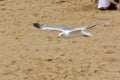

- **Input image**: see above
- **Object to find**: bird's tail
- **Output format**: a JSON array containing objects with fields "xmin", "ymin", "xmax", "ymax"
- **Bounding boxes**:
[{"xmin": 33, "ymin": 23, "xmax": 41, "ymax": 29}]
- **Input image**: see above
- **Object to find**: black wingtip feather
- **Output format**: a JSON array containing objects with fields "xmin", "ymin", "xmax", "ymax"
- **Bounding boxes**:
[
  {"xmin": 87, "ymin": 25, "xmax": 97, "ymax": 29},
  {"xmin": 33, "ymin": 23, "xmax": 40, "ymax": 28}
]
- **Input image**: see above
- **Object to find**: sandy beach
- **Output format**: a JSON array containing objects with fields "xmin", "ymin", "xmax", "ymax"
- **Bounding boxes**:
[{"xmin": 0, "ymin": 0, "xmax": 120, "ymax": 80}]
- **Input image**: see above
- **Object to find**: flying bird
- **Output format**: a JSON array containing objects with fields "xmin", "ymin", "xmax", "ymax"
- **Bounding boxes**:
[{"xmin": 33, "ymin": 23, "xmax": 97, "ymax": 38}]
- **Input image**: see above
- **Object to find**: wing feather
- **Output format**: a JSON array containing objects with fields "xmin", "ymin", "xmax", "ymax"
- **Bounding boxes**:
[
  {"xmin": 69, "ymin": 30, "xmax": 93, "ymax": 37},
  {"xmin": 33, "ymin": 23, "xmax": 71, "ymax": 32},
  {"xmin": 73, "ymin": 25, "xmax": 97, "ymax": 31}
]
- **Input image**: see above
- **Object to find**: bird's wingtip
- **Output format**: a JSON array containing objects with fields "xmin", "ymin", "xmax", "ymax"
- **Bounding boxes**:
[{"xmin": 33, "ymin": 23, "xmax": 40, "ymax": 28}]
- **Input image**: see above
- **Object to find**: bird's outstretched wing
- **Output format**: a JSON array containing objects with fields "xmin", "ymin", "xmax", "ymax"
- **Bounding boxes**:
[
  {"xmin": 33, "ymin": 23, "xmax": 71, "ymax": 32},
  {"xmin": 73, "ymin": 25, "xmax": 97, "ymax": 31},
  {"xmin": 69, "ymin": 30, "xmax": 93, "ymax": 37},
  {"xmin": 69, "ymin": 25, "xmax": 97, "ymax": 37}
]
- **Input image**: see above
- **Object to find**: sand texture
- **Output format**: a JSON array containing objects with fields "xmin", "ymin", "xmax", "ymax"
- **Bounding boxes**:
[{"xmin": 0, "ymin": 0, "xmax": 120, "ymax": 80}]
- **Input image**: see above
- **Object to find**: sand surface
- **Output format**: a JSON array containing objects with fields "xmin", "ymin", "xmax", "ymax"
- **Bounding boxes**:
[{"xmin": 0, "ymin": 0, "xmax": 120, "ymax": 80}]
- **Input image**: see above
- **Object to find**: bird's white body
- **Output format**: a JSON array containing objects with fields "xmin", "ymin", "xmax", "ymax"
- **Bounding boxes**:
[{"xmin": 33, "ymin": 23, "xmax": 97, "ymax": 38}]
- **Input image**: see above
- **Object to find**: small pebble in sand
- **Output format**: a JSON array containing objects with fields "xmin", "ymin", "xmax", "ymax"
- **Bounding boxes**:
[
  {"xmin": 45, "ymin": 59, "xmax": 53, "ymax": 61},
  {"xmin": 104, "ymin": 21, "xmax": 110, "ymax": 26}
]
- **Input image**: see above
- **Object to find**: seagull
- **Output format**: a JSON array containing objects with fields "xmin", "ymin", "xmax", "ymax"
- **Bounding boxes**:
[{"xmin": 33, "ymin": 23, "xmax": 97, "ymax": 38}]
